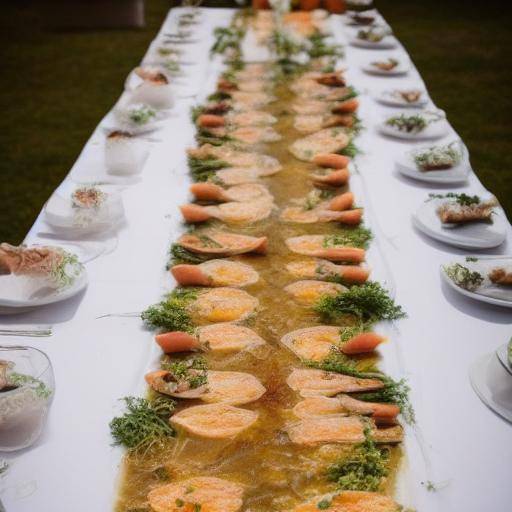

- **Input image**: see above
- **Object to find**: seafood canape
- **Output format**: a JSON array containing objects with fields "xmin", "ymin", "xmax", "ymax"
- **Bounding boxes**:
[
  {"xmin": 286, "ymin": 234, "xmax": 366, "ymax": 262},
  {"xmin": 289, "ymin": 128, "xmax": 351, "ymax": 161},
  {"xmin": 176, "ymin": 231, "xmax": 268, "ymax": 257},
  {"xmin": 286, "ymin": 258, "xmax": 370, "ymax": 285},
  {"xmin": 189, "ymin": 182, "xmax": 272, "ymax": 203},
  {"xmin": 284, "ymin": 280, "xmax": 346, "ymax": 305},
  {"xmin": 434, "ymin": 193, "xmax": 497, "ymax": 224}
]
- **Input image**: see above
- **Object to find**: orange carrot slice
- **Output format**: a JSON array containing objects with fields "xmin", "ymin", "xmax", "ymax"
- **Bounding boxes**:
[{"xmin": 341, "ymin": 332, "xmax": 385, "ymax": 355}]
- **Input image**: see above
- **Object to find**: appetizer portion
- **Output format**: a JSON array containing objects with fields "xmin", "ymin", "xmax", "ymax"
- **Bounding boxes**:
[
  {"xmin": 148, "ymin": 477, "xmax": 244, "ymax": 512},
  {"xmin": 284, "ymin": 280, "xmax": 346, "ymax": 305},
  {"xmin": 176, "ymin": 231, "xmax": 268, "ymax": 257},
  {"xmin": 286, "ymin": 258, "xmax": 370, "ymax": 285},
  {"xmin": 171, "ymin": 259, "xmax": 259, "ymax": 287},
  {"xmin": 413, "ymin": 142, "xmax": 462, "ymax": 171},
  {"xmin": 170, "ymin": 403, "xmax": 258, "ymax": 439},
  {"xmin": 289, "ymin": 128, "xmax": 351, "ymax": 162},
  {"xmin": 371, "ymin": 58, "xmax": 399, "ymax": 71},
  {"xmin": 286, "ymin": 234, "xmax": 366, "ymax": 262},
  {"xmin": 433, "ymin": 193, "xmax": 497, "ymax": 224},
  {"xmin": 189, "ymin": 182, "xmax": 272, "ymax": 203}
]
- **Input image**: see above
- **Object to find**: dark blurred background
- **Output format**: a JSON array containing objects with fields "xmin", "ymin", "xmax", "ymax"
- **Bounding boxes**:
[{"xmin": 0, "ymin": 0, "xmax": 510, "ymax": 243}]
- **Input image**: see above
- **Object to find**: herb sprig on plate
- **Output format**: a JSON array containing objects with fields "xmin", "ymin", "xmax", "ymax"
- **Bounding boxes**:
[{"xmin": 444, "ymin": 262, "xmax": 484, "ymax": 291}]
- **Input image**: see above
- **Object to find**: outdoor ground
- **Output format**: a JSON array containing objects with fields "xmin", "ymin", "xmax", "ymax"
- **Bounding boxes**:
[{"xmin": 0, "ymin": 0, "xmax": 510, "ymax": 243}]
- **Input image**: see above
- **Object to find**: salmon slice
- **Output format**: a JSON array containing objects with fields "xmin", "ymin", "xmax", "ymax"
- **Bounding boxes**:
[
  {"xmin": 294, "ymin": 114, "xmax": 355, "ymax": 134},
  {"xmin": 191, "ymin": 287, "xmax": 259, "ymax": 323},
  {"xmin": 171, "ymin": 259, "xmax": 259, "ymax": 288},
  {"xmin": 292, "ymin": 396, "xmax": 347, "ymax": 419},
  {"xmin": 311, "ymin": 168, "xmax": 350, "ymax": 187},
  {"xmin": 280, "ymin": 206, "xmax": 363, "ymax": 225},
  {"xmin": 178, "ymin": 231, "xmax": 267, "ymax": 256},
  {"xmin": 230, "ymin": 91, "xmax": 276, "ymax": 109},
  {"xmin": 280, "ymin": 325, "xmax": 341, "ymax": 361},
  {"xmin": 148, "ymin": 476, "xmax": 244, "ymax": 512},
  {"xmin": 205, "ymin": 126, "xmax": 280, "ymax": 145},
  {"xmin": 313, "ymin": 153, "xmax": 350, "ymax": 169},
  {"xmin": 337, "ymin": 395, "xmax": 400, "ymax": 423},
  {"xmin": 188, "ymin": 144, "xmax": 281, "ymax": 171},
  {"xmin": 229, "ymin": 110, "xmax": 277, "ymax": 126},
  {"xmin": 291, "ymin": 99, "xmax": 334, "ymax": 116},
  {"xmin": 287, "ymin": 368, "xmax": 384, "ymax": 397},
  {"xmin": 291, "ymin": 491, "xmax": 400, "ymax": 512},
  {"xmin": 284, "ymin": 280, "xmax": 346, "ymax": 305},
  {"xmin": 220, "ymin": 79, "xmax": 269, "ymax": 94},
  {"xmin": 202, "ymin": 371, "xmax": 266, "ymax": 405},
  {"xmin": 286, "ymin": 235, "xmax": 365, "ymax": 263},
  {"xmin": 289, "ymin": 128, "xmax": 350, "ymax": 162},
  {"xmin": 156, "ymin": 323, "xmax": 266, "ymax": 354},
  {"xmin": 170, "ymin": 403, "xmax": 258, "ymax": 439},
  {"xmin": 198, "ymin": 323, "xmax": 267, "ymax": 352},
  {"xmin": 215, "ymin": 166, "xmax": 281, "ymax": 185},
  {"xmin": 286, "ymin": 258, "xmax": 370, "ymax": 285},
  {"xmin": 286, "ymin": 415, "xmax": 403, "ymax": 445},
  {"xmin": 180, "ymin": 198, "xmax": 274, "ymax": 224}
]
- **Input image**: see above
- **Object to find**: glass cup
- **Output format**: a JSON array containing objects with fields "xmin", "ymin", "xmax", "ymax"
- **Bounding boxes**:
[{"xmin": 0, "ymin": 346, "xmax": 55, "ymax": 452}]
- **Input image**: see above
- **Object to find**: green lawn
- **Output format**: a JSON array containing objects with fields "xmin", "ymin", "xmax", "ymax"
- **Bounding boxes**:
[{"xmin": 0, "ymin": 0, "xmax": 510, "ymax": 243}]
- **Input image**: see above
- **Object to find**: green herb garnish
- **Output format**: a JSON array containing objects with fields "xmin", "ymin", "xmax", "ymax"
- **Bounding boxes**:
[
  {"xmin": 428, "ymin": 192, "xmax": 480, "ymax": 206},
  {"xmin": 169, "ymin": 243, "xmax": 211, "ymax": 265},
  {"xmin": 315, "ymin": 282, "xmax": 406, "ymax": 324},
  {"xmin": 188, "ymin": 156, "xmax": 228, "ymax": 182},
  {"xmin": 109, "ymin": 396, "xmax": 176, "ymax": 452},
  {"xmin": 161, "ymin": 356, "xmax": 208, "ymax": 389},
  {"xmin": 141, "ymin": 288, "xmax": 198, "ymax": 332},
  {"xmin": 386, "ymin": 114, "xmax": 427, "ymax": 133},
  {"xmin": 8, "ymin": 372, "xmax": 52, "ymax": 399},
  {"xmin": 444, "ymin": 263, "xmax": 483, "ymax": 291},
  {"xmin": 128, "ymin": 105, "xmax": 156, "ymax": 125},
  {"xmin": 323, "ymin": 226, "xmax": 373, "ymax": 249}
]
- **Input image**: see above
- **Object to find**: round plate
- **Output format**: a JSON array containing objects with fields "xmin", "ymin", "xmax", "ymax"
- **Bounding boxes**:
[
  {"xmin": 0, "ymin": 251, "xmax": 88, "ymax": 313},
  {"xmin": 362, "ymin": 61, "xmax": 409, "ymax": 76},
  {"xmin": 469, "ymin": 353, "xmax": 512, "ymax": 424},
  {"xmin": 44, "ymin": 184, "xmax": 125, "ymax": 236},
  {"xmin": 395, "ymin": 144, "xmax": 470, "ymax": 184},
  {"xmin": 378, "ymin": 118, "xmax": 449, "ymax": 141},
  {"xmin": 375, "ymin": 89, "xmax": 428, "ymax": 108},
  {"xmin": 349, "ymin": 35, "xmax": 397, "ymax": 49},
  {"xmin": 414, "ymin": 198, "xmax": 507, "ymax": 249}
]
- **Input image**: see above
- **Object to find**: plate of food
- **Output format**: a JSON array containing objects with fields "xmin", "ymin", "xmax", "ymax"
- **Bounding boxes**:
[
  {"xmin": 44, "ymin": 183, "xmax": 125, "ymax": 236},
  {"xmin": 0, "ymin": 243, "xmax": 88, "ymax": 313},
  {"xmin": 362, "ymin": 57, "xmax": 409, "ymax": 76},
  {"xmin": 413, "ymin": 193, "xmax": 507, "ymax": 249},
  {"xmin": 395, "ymin": 140, "xmax": 470, "ymax": 184},
  {"xmin": 110, "ymin": 103, "xmax": 168, "ymax": 135},
  {"xmin": 125, "ymin": 66, "xmax": 175, "ymax": 109},
  {"xmin": 343, "ymin": 9, "xmax": 379, "ymax": 26},
  {"xmin": 375, "ymin": 88, "xmax": 428, "ymax": 108},
  {"xmin": 349, "ymin": 27, "xmax": 397, "ymax": 49},
  {"xmin": 378, "ymin": 110, "xmax": 449, "ymax": 140}
]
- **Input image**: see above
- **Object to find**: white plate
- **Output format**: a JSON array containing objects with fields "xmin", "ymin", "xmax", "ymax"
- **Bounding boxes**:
[
  {"xmin": 375, "ymin": 89, "xmax": 429, "ymax": 108},
  {"xmin": 496, "ymin": 344, "xmax": 512, "ymax": 375},
  {"xmin": 0, "ymin": 247, "xmax": 88, "ymax": 314},
  {"xmin": 349, "ymin": 34, "xmax": 397, "ymax": 49},
  {"xmin": 414, "ymin": 198, "xmax": 507, "ymax": 249},
  {"xmin": 469, "ymin": 353, "xmax": 512, "ymax": 424},
  {"xmin": 440, "ymin": 255, "xmax": 512, "ymax": 307},
  {"xmin": 343, "ymin": 10, "xmax": 380, "ymax": 26},
  {"xmin": 395, "ymin": 142, "xmax": 470, "ymax": 184},
  {"xmin": 378, "ymin": 110, "xmax": 449, "ymax": 141},
  {"xmin": 362, "ymin": 60, "xmax": 409, "ymax": 76},
  {"xmin": 44, "ymin": 184, "xmax": 125, "ymax": 236}
]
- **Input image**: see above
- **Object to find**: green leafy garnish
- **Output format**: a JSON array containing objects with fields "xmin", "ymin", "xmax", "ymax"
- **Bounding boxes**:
[
  {"xmin": 315, "ymin": 282, "xmax": 406, "ymax": 324},
  {"xmin": 327, "ymin": 422, "xmax": 390, "ymax": 491},
  {"xmin": 8, "ymin": 372, "xmax": 52, "ymax": 399},
  {"xmin": 128, "ymin": 105, "xmax": 156, "ymax": 125},
  {"xmin": 323, "ymin": 226, "xmax": 373, "ymax": 249},
  {"xmin": 169, "ymin": 243, "xmax": 211, "ymax": 265},
  {"xmin": 443, "ymin": 263, "xmax": 483, "ymax": 291},
  {"xmin": 413, "ymin": 142, "xmax": 461, "ymax": 170},
  {"xmin": 338, "ymin": 141, "xmax": 359, "ymax": 158},
  {"xmin": 428, "ymin": 192, "xmax": 480, "ymax": 206},
  {"xmin": 161, "ymin": 356, "xmax": 208, "ymax": 389},
  {"xmin": 211, "ymin": 27, "xmax": 243, "ymax": 55},
  {"xmin": 50, "ymin": 251, "xmax": 83, "ymax": 288},
  {"xmin": 316, "ymin": 498, "xmax": 332, "ymax": 509},
  {"xmin": 109, "ymin": 396, "xmax": 176, "ymax": 452},
  {"xmin": 386, "ymin": 114, "xmax": 427, "ymax": 133},
  {"xmin": 141, "ymin": 288, "xmax": 198, "ymax": 332},
  {"xmin": 188, "ymin": 156, "xmax": 228, "ymax": 182}
]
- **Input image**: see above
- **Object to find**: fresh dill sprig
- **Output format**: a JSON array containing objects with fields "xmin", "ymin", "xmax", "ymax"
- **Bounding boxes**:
[
  {"xmin": 207, "ymin": 91, "xmax": 232, "ymax": 103},
  {"xmin": 428, "ymin": 192, "xmax": 481, "ymax": 206},
  {"xmin": 190, "ymin": 105, "xmax": 204, "ymax": 123},
  {"xmin": 323, "ymin": 226, "xmax": 373, "ymax": 249},
  {"xmin": 8, "ymin": 372, "xmax": 52, "ymax": 399},
  {"xmin": 169, "ymin": 243, "xmax": 211, "ymax": 265},
  {"xmin": 386, "ymin": 114, "xmax": 427, "ymax": 133},
  {"xmin": 443, "ymin": 263, "xmax": 483, "ymax": 291},
  {"xmin": 109, "ymin": 396, "xmax": 176, "ymax": 452},
  {"xmin": 188, "ymin": 156, "xmax": 228, "ymax": 182},
  {"xmin": 161, "ymin": 356, "xmax": 208, "ymax": 389},
  {"xmin": 307, "ymin": 32, "xmax": 344, "ymax": 59},
  {"xmin": 211, "ymin": 27, "xmax": 243, "ymax": 55},
  {"xmin": 315, "ymin": 282, "xmax": 406, "ymax": 324},
  {"xmin": 141, "ymin": 288, "xmax": 198, "ymax": 332},
  {"xmin": 50, "ymin": 251, "xmax": 83, "ymax": 289},
  {"xmin": 338, "ymin": 141, "xmax": 359, "ymax": 158}
]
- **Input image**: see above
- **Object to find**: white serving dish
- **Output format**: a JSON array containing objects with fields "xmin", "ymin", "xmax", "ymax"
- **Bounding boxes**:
[
  {"xmin": 395, "ymin": 141, "xmax": 470, "ymax": 184},
  {"xmin": 413, "ymin": 197, "xmax": 507, "ymax": 249},
  {"xmin": 375, "ymin": 88, "xmax": 428, "ymax": 108},
  {"xmin": 378, "ymin": 110, "xmax": 449, "ymax": 141},
  {"xmin": 362, "ymin": 59, "xmax": 409, "ymax": 76}
]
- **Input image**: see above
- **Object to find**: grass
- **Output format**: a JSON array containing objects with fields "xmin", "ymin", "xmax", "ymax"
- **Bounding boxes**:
[{"xmin": 0, "ymin": 0, "xmax": 510, "ymax": 243}]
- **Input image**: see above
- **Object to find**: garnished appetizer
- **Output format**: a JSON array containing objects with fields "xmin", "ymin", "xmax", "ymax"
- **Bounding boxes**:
[
  {"xmin": 134, "ymin": 66, "xmax": 169, "ymax": 85},
  {"xmin": 431, "ymin": 193, "xmax": 497, "ymax": 224},
  {"xmin": 71, "ymin": 186, "xmax": 106, "ymax": 209},
  {"xmin": 115, "ymin": 103, "xmax": 156, "ymax": 128},
  {"xmin": 372, "ymin": 58, "xmax": 398, "ymax": 71},
  {"xmin": 0, "ymin": 243, "xmax": 83, "ymax": 288},
  {"xmin": 385, "ymin": 110, "xmax": 444, "ymax": 134},
  {"xmin": 357, "ymin": 27, "xmax": 390, "ymax": 43},
  {"xmin": 393, "ymin": 89, "xmax": 423, "ymax": 103},
  {"xmin": 443, "ymin": 262, "xmax": 484, "ymax": 291},
  {"xmin": 350, "ymin": 13, "xmax": 376, "ymax": 25},
  {"xmin": 413, "ymin": 142, "xmax": 462, "ymax": 171}
]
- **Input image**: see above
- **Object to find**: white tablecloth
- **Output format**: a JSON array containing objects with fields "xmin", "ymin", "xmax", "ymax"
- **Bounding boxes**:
[{"xmin": 1, "ymin": 7, "xmax": 511, "ymax": 512}]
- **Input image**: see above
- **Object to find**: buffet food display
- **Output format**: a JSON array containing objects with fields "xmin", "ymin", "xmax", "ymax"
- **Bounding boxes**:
[{"xmin": 1, "ymin": 3, "xmax": 511, "ymax": 512}]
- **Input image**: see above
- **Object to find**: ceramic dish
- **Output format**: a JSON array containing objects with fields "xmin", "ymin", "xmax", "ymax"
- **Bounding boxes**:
[
  {"xmin": 375, "ymin": 88, "xmax": 428, "ymax": 108},
  {"xmin": 362, "ymin": 59, "xmax": 409, "ymax": 76},
  {"xmin": 378, "ymin": 110, "xmax": 449, "ymax": 141}
]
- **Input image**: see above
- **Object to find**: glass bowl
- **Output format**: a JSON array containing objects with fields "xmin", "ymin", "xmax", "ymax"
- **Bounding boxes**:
[{"xmin": 0, "ymin": 346, "xmax": 55, "ymax": 452}]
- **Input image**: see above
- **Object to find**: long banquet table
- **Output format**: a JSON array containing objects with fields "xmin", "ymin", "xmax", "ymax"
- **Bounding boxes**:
[{"xmin": 1, "ymin": 6, "xmax": 511, "ymax": 512}]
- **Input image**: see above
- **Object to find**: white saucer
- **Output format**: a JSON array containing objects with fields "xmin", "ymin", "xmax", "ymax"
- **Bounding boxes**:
[
  {"xmin": 469, "ymin": 352, "xmax": 512, "ymax": 424},
  {"xmin": 362, "ymin": 60, "xmax": 410, "ymax": 76},
  {"xmin": 414, "ymin": 198, "xmax": 507, "ymax": 249},
  {"xmin": 375, "ymin": 89, "xmax": 429, "ymax": 108},
  {"xmin": 349, "ymin": 35, "xmax": 397, "ymax": 49}
]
